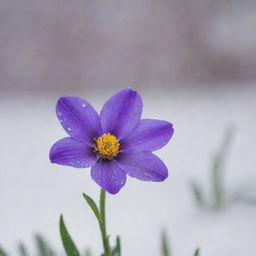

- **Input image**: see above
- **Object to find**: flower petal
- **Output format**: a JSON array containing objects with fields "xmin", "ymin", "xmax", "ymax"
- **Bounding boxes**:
[
  {"xmin": 91, "ymin": 160, "xmax": 126, "ymax": 194},
  {"xmin": 122, "ymin": 119, "xmax": 174, "ymax": 152},
  {"xmin": 56, "ymin": 97, "xmax": 101, "ymax": 143},
  {"xmin": 50, "ymin": 137, "xmax": 97, "ymax": 168},
  {"xmin": 118, "ymin": 152, "xmax": 168, "ymax": 181},
  {"xmin": 100, "ymin": 88, "xmax": 143, "ymax": 139}
]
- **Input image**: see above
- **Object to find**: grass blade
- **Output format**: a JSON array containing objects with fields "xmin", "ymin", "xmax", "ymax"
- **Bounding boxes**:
[
  {"xmin": 111, "ymin": 236, "xmax": 121, "ymax": 256},
  {"xmin": 212, "ymin": 126, "xmax": 235, "ymax": 209},
  {"xmin": 191, "ymin": 181, "xmax": 205, "ymax": 208},
  {"xmin": 83, "ymin": 193, "xmax": 101, "ymax": 221},
  {"xmin": 194, "ymin": 248, "xmax": 200, "ymax": 256},
  {"xmin": 18, "ymin": 243, "xmax": 29, "ymax": 256},
  {"xmin": 35, "ymin": 234, "xmax": 56, "ymax": 256},
  {"xmin": 59, "ymin": 215, "xmax": 80, "ymax": 256},
  {"xmin": 161, "ymin": 231, "xmax": 170, "ymax": 256},
  {"xmin": 0, "ymin": 246, "xmax": 8, "ymax": 256}
]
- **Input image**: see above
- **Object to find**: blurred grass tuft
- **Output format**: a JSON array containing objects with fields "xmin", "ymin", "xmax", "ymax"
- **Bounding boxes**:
[
  {"xmin": 194, "ymin": 248, "xmax": 200, "ymax": 256},
  {"xmin": 191, "ymin": 126, "xmax": 235, "ymax": 210},
  {"xmin": 161, "ymin": 231, "xmax": 171, "ymax": 256}
]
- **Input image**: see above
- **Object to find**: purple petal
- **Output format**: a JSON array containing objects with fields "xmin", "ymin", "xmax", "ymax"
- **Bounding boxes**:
[
  {"xmin": 100, "ymin": 88, "xmax": 143, "ymax": 139},
  {"xmin": 50, "ymin": 137, "xmax": 97, "ymax": 168},
  {"xmin": 122, "ymin": 119, "xmax": 174, "ymax": 152},
  {"xmin": 118, "ymin": 152, "xmax": 168, "ymax": 181},
  {"xmin": 56, "ymin": 97, "xmax": 101, "ymax": 143},
  {"xmin": 91, "ymin": 160, "xmax": 126, "ymax": 194}
]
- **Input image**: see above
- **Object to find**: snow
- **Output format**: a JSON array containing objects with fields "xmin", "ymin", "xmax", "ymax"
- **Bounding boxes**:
[{"xmin": 0, "ymin": 85, "xmax": 256, "ymax": 256}]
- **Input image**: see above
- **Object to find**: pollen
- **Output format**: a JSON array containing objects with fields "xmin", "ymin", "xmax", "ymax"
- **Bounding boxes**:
[{"xmin": 94, "ymin": 133, "xmax": 120, "ymax": 160}]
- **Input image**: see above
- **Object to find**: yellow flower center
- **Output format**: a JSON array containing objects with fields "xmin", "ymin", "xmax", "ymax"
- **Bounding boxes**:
[{"xmin": 94, "ymin": 133, "xmax": 120, "ymax": 160}]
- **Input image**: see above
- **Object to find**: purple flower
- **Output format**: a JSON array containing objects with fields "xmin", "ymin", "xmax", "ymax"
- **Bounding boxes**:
[{"xmin": 49, "ymin": 88, "xmax": 174, "ymax": 194}]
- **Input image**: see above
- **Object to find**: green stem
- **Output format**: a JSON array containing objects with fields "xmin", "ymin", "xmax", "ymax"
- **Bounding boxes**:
[{"xmin": 99, "ymin": 189, "xmax": 111, "ymax": 256}]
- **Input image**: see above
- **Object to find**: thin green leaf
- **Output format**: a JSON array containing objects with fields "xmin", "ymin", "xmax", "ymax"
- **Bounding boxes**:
[
  {"xmin": 83, "ymin": 193, "xmax": 101, "ymax": 221},
  {"xmin": 111, "ymin": 236, "xmax": 121, "ymax": 256},
  {"xmin": 59, "ymin": 215, "xmax": 80, "ymax": 256},
  {"xmin": 194, "ymin": 248, "xmax": 200, "ymax": 256},
  {"xmin": 161, "ymin": 231, "xmax": 170, "ymax": 256},
  {"xmin": 18, "ymin": 243, "xmax": 29, "ymax": 256},
  {"xmin": 0, "ymin": 246, "xmax": 8, "ymax": 256}
]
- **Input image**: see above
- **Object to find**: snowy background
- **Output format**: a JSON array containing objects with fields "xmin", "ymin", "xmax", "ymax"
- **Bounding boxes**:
[{"xmin": 1, "ymin": 1, "xmax": 256, "ymax": 255}]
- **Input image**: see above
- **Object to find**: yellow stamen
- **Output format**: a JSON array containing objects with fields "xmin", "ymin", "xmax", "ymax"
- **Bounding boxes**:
[{"xmin": 94, "ymin": 133, "xmax": 120, "ymax": 160}]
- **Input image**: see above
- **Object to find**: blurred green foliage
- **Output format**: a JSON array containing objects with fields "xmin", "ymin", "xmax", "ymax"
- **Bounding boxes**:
[
  {"xmin": 160, "ymin": 232, "xmax": 200, "ymax": 256},
  {"xmin": 161, "ymin": 231, "xmax": 171, "ymax": 256},
  {"xmin": 0, "ymin": 246, "xmax": 8, "ymax": 256},
  {"xmin": 191, "ymin": 126, "xmax": 235, "ymax": 210},
  {"xmin": 194, "ymin": 248, "xmax": 200, "ymax": 256},
  {"xmin": 1, "ymin": 235, "xmax": 58, "ymax": 256},
  {"xmin": 0, "ymin": 232, "xmax": 200, "ymax": 256}
]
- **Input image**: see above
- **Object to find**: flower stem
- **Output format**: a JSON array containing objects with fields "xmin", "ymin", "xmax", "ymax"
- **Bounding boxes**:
[{"xmin": 99, "ymin": 189, "xmax": 111, "ymax": 256}]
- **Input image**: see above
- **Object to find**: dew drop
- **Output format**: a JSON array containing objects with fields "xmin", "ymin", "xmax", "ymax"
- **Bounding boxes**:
[{"xmin": 82, "ymin": 104, "xmax": 86, "ymax": 108}]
